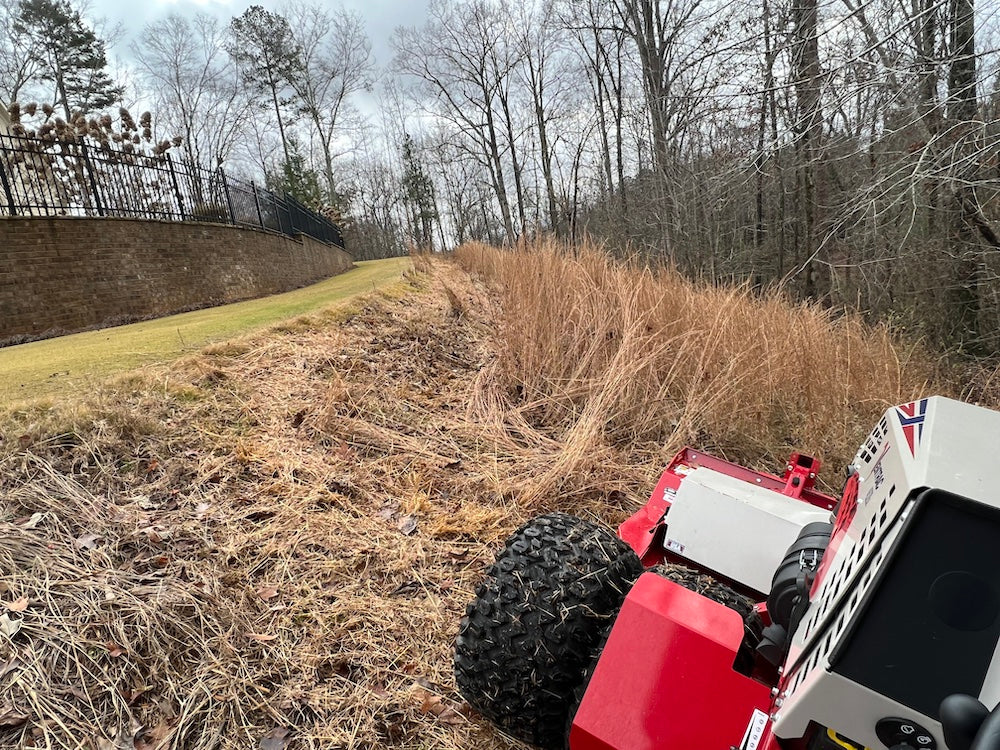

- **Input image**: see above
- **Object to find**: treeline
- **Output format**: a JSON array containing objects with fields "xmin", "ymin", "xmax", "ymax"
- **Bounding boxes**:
[
  {"xmin": 4, "ymin": 0, "xmax": 1000, "ymax": 343},
  {"xmin": 391, "ymin": 0, "xmax": 1000, "ymax": 354}
]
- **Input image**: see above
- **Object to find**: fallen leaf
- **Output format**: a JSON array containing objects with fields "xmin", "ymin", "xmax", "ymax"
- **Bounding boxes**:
[
  {"xmin": 139, "ymin": 528, "xmax": 163, "ymax": 545},
  {"xmin": 336, "ymin": 440, "xmax": 350, "ymax": 459},
  {"xmin": 434, "ymin": 704, "xmax": 464, "ymax": 725},
  {"xmin": 0, "ymin": 658, "xmax": 22, "ymax": 679},
  {"xmin": 105, "ymin": 641, "xmax": 125, "ymax": 658},
  {"xmin": 0, "ymin": 614, "xmax": 22, "ymax": 639},
  {"xmin": 75, "ymin": 532, "xmax": 101, "ymax": 551},
  {"xmin": 21, "ymin": 512, "xmax": 45, "ymax": 530},
  {"xmin": 3, "ymin": 597, "xmax": 28, "ymax": 613},
  {"xmin": 123, "ymin": 684, "xmax": 149, "ymax": 704},
  {"xmin": 145, "ymin": 459, "xmax": 159, "ymax": 473},
  {"xmin": 259, "ymin": 727, "xmax": 291, "ymax": 750},
  {"xmin": 135, "ymin": 717, "xmax": 172, "ymax": 748},
  {"xmin": 52, "ymin": 685, "xmax": 87, "ymax": 701},
  {"xmin": 390, "ymin": 580, "xmax": 420, "ymax": 597},
  {"xmin": 155, "ymin": 697, "xmax": 178, "ymax": 720},
  {"xmin": 397, "ymin": 515, "xmax": 418, "ymax": 536},
  {"xmin": 256, "ymin": 585, "xmax": 279, "ymax": 601},
  {"xmin": 414, "ymin": 686, "xmax": 465, "ymax": 726},
  {"xmin": 0, "ymin": 703, "xmax": 28, "ymax": 727},
  {"xmin": 246, "ymin": 632, "xmax": 278, "ymax": 643}
]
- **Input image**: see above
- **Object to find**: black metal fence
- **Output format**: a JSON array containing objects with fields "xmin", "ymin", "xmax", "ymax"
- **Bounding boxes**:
[{"xmin": 0, "ymin": 133, "xmax": 344, "ymax": 248}]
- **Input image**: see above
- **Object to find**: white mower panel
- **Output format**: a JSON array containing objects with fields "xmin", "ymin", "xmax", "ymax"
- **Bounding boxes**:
[{"xmin": 662, "ymin": 467, "xmax": 831, "ymax": 594}]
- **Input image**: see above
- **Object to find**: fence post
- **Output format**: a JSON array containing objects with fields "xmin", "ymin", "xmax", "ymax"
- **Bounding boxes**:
[
  {"xmin": 0, "ymin": 156, "xmax": 16, "ymax": 216},
  {"xmin": 251, "ymin": 181, "xmax": 264, "ymax": 229},
  {"xmin": 165, "ymin": 153, "xmax": 186, "ymax": 220},
  {"xmin": 219, "ymin": 168, "xmax": 236, "ymax": 225},
  {"xmin": 78, "ymin": 141, "xmax": 105, "ymax": 217}
]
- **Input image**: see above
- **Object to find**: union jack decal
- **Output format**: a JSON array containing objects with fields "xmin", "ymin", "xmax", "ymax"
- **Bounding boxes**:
[{"xmin": 896, "ymin": 398, "xmax": 929, "ymax": 457}]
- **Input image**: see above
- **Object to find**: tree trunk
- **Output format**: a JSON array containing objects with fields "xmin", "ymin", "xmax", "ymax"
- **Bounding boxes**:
[
  {"xmin": 269, "ymin": 79, "xmax": 291, "ymax": 166},
  {"xmin": 948, "ymin": 0, "xmax": 982, "ymax": 351},
  {"xmin": 525, "ymin": 56, "xmax": 558, "ymax": 232},
  {"xmin": 484, "ymin": 104, "xmax": 515, "ymax": 241},
  {"xmin": 792, "ymin": 0, "xmax": 825, "ymax": 298},
  {"xmin": 497, "ymin": 84, "xmax": 526, "ymax": 235}
]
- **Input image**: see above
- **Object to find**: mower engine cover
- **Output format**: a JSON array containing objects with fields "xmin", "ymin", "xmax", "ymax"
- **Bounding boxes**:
[
  {"xmin": 575, "ymin": 397, "xmax": 1000, "ymax": 750},
  {"xmin": 774, "ymin": 397, "xmax": 1000, "ymax": 749}
]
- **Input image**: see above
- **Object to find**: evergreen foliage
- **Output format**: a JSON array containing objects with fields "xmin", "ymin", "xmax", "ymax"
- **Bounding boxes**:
[
  {"xmin": 14, "ymin": 0, "xmax": 122, "ymax": 119},
  {"xmin": 401, "ymin": 133, "xmax": 437, "ymax": 251}
]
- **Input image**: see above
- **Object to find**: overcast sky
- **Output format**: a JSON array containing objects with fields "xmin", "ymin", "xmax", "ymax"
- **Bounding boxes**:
[{"xmin": 98, "ymin": 0, "xmax": 431, "ymax": 69}]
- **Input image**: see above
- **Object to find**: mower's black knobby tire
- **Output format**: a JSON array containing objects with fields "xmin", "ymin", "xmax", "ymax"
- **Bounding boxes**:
[{"xmin": 454, "ymin": 513, "xmax": 643, "ymax": 749}]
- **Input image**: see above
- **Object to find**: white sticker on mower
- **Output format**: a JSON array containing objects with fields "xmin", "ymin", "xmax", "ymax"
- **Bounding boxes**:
[
  {"xmin": 665, "ymin": 538, "xmax": 685, "ymax": 554},
  {"xmin": 739, "ymin": 708, "xmax": 768, "ymax": 750}
]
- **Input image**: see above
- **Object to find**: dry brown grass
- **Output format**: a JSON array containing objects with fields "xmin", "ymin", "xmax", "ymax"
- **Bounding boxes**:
[
  {"xmin": 455, "ymin": 238, "xmax": 952, "ymax": 496},
  {"xmin": 0, "ymin": 242, "xmax": 971, "ymax": 749},
  {"xmin": 0, "ymin": 261, "xmax": 640, "ymax": 750}
]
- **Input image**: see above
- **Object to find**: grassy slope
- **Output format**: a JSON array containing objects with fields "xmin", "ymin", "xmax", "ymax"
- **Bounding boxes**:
[{"xmin": 0, "ymin": 256, "xmax": 411, "ymax": 403}]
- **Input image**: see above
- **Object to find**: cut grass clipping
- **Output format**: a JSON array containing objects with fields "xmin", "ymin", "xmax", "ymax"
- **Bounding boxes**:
[
  {"xmin": 0, "ymin": 257, "xmax": 411, "ymax": 403},
  {"xmin": 0, "ymin": 241, "xmax": 977, "ymax": 749}
]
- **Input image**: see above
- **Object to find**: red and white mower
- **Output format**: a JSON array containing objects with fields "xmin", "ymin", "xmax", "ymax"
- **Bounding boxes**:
[{"xmin": 455, "ymin": 396, "xmax": 1000, "ymax": 750}]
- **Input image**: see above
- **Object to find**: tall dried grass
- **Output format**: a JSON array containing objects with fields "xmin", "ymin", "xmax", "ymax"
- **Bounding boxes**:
[{"xmin": 456, "ymin": 239, "xmax": 947, "ymax": 495}]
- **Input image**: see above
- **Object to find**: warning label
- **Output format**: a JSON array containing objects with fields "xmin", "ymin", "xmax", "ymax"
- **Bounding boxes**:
[{"xmin": 739, "ymin": 708, "xmax": 769, "ymax": 750}]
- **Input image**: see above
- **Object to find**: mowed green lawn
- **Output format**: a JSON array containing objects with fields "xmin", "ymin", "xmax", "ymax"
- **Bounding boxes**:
[{"xmin": 0, "ymin": 256, "xmax": 411, "ymax": 403}]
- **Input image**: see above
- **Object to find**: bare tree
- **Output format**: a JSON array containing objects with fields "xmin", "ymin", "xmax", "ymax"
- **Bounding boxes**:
[
  {"xmin": 0, "ymin": 0, "xmax": 42, "ymax": 105},
  {"xmin": 394, "ymin": 0, "xmax": 523, "ymax": 240},
  {"xmin": 283, "ymin": 1, "xmax": 373, "ymax": 205},
  {"xmin": 133, "ymin": 13, "xmax": 252, "ymax": 172}
]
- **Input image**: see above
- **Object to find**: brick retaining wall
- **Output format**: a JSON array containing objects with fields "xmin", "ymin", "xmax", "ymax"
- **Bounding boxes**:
[{"xmin": 0, "ymin": 216, "xmax": 354, "ymax": 342}]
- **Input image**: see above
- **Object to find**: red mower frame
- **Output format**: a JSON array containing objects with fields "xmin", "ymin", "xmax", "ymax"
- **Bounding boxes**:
[{"xmin": 569, "ymin": 447, "xmax": 844, "ymax": 750}]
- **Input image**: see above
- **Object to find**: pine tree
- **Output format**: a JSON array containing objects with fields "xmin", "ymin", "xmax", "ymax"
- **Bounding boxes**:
[
  {"xmin": 401, "ymin": 134, "xmax": 437, "ymax": 251},
  {"xmin": 15, "ymin": 0, "xmax": 122, "ymax": 119},
  {"xmin": 227, "ymin": 6, "xmax": 300, "ymax": 166},
  {"xmin": 267, "ymin": 137, "xmax": 324, "ymax": 209}
]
